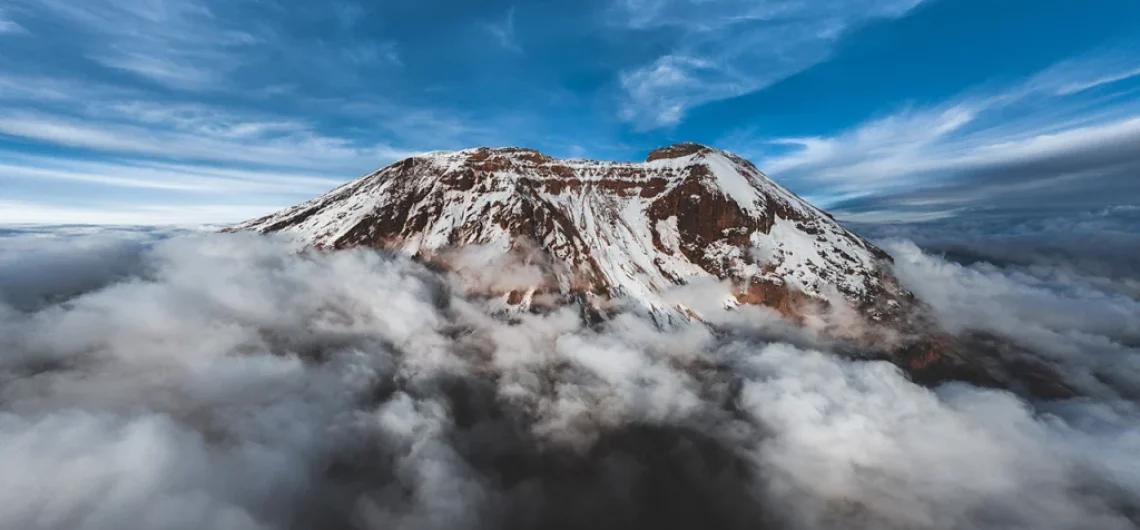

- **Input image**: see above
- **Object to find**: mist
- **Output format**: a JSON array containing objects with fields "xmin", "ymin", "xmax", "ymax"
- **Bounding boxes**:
[{"xmin": 0, "ymin": 220, "xmax": 1138, "ymax": 530}]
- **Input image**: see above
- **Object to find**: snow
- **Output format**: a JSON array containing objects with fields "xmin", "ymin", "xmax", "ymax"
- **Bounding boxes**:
[
  {"xmin": 656, "ymin": 216, "xmax": 680, "ymax": 253},
  {"xmin": 763, "ymin": 217, "xmax": 877, "ymax": 297},
  {"xmin": 703, "ymin": 153, "xmax": 763, "ymax": 215}
]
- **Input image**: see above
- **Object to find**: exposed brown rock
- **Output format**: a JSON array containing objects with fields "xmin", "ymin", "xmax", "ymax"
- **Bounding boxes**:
[
  {"xmin": 733, "ymin": 279, "xmax": 815, "ymax": 321},
  {"xmin": 646, "ymin": 142, "xmax": 714, "ymax": 162}
]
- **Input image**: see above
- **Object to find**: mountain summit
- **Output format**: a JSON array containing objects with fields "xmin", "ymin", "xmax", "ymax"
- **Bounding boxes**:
[
  {"xmin": 234, "ymin": 143, "xmax": 1075, "ymax": 396},
  {"xmin": 235, "ymin": 144, "xmax": 914, "ymax": 325}
]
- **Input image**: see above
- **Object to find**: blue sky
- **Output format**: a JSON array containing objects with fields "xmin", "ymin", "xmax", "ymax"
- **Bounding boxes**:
[{"xmin": 0, "ymin": 0, "xmax": 1138, "ymax": 224}]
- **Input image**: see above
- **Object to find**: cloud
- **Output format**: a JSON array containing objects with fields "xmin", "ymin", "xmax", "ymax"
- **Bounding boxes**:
[
  {"xmin": 1056, "ymin": 67, "xmax": 1140, "ymax": 96},
  {"xmin": 0, "ymin": 201, "xmax": 279, "ymax": 226},
  {"xmin": 0, "ymin": 20, "xmax": 517, "ymax": 226},
  {"xmin": 1037, "ymin": 51, "xmax": 1140, "ymax": 97},
  {"xmin": 613, "ymin": 0, "xmax": 929, "ymax": 128},
  {"xmin": 0, "ymin": 87, "xmax": 499, "ymax": 222},
  {"xmin": 884, "ymin": 238, "xmax": 1140, "ymax": 397},
  {"xmin": 0, "ymin": 10, "xmax": 25, "ymax": 34},
  {"xmin": 618, "ymin": 55, "xmax": 740, "ymax": 127},
  {"xmin": 853, "ymin": 208, "xmax": 1140, "ymax": 397},
  {"xmin": 0, "ymin": 153, "xmax": 343, "ymax": 194},
  {"xmin": 0, "ymin": 0, "xmax": 524, "ymax": 224},
  {"xmin": 729, "ymin": 50, "xmax": 1140, "ymax": 219},
  {"xmin": 0, "ymin": 226, "xmax": 1137, "ymax": 529},
  {"xmin": 332, "ymin": 2, "xmax": 366, "ymax": 28},
  {"xmin": 853, "ymin": 206, "xmax": 1140, "ymax": 308},
  {"xmin": 0, "ymin": 75, "xmax": 441, "ymax": 223},
  {"xmin": 10, "ymin": 0, "xmax": 256, "ymax": 90},
  {"xmin": 0, "ymin": 0, "xmax": 631, "ymax": 225},
  {"xmin": 341, "ymin": 41, "xmax": 402, "ymax": 66},
  {"xmin": 0, "ymin": 226, "xmax": 192, "ymax": 311},
  {"xmin": 737, "ymin": 347, "xmax": 1139, "ymax": 530},
  {"xmin": 0, "ymin": 105, "xmax": 417, "ymax": 173},
  {"xmin": 484, "ymin": 7, "xmax": 522, "ymax": 53}
]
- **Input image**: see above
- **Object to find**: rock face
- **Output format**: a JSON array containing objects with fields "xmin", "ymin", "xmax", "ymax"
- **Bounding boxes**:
[{"xmin": 236, "ymin": 144, "xmax": 914, "ymax": 326}]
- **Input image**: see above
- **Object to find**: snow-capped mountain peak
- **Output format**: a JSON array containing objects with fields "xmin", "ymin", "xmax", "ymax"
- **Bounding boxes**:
[{"xmin": 234, "ymin": 143, "xmax": 913, "ymax": 328}]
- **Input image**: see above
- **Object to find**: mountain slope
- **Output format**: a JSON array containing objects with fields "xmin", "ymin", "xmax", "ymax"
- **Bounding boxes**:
[
  {"xmin": 234, "ymin": 143, "xmax": 1079, "ymax": 397},
  {"xmin": 236, "ymin": 144, "xmax": 914, "ymax": 326}
]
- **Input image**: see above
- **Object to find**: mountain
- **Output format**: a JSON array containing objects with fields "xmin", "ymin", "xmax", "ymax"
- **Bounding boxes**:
[
  {"xmin": 237, "ymin": 144, "xmax": 912, "ymax": 322},
  {"xmin": 233, "ymin": 143, "xmax": 1071, "ymax": 396}
]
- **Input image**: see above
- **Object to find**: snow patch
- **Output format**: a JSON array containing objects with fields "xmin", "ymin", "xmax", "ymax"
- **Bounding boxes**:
[{"xmin": 656, "ymin": 216, "xmax": 680, "ymax": 253}]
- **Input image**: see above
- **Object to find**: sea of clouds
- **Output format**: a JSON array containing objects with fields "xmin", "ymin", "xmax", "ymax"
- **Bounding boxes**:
[{"xmin": 0, "ymin": 212, "xmax": 1138, "ymax": 530}]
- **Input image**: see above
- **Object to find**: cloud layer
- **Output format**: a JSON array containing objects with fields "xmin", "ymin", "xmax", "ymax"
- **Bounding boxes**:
[{"xmin": 1, "ymin": 223, "xmax": 1138, "ymax": 529}]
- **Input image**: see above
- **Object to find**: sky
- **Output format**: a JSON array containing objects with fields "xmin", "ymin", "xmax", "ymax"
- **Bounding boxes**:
[{"xmin": 0, "ymin": 0, "xmax": 1138, "ymax": 225}]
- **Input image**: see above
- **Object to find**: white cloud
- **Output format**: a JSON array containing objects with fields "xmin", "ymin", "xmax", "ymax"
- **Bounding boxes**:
[
  {"xmin": 0, "ymin": 11, "xmax": 24, "ymax": 34},
  {"xmin": 1056, "ymin": 67, "xmax": 1140, "ymax": 96},
  {"xmin": 759, "ymin": 104, "xmax": 982, "ymax": 185},
  {"xmin": 341, "ymin": 41, "xmax": 402, "ymax": 66},
  {"xmin": 0, "ymin": 231, "xmax": 1136, "ymax": 528},
  {"xmin": 0, "ymin": 63, "xmax": 490, "ymax": 224},
  {"xmin": 614, "ymin": 0, "xmax": 929, "ymax": 128},
  {"xmin": 0, "ymin": 200, "xmax": 279, "ymax": 226},
  {"xmin": 882, "ymin": 238, "xmax": 1140, "ymax": 397},
  {"xmin": 12, "ymin": 0, "xmax": 257, "ymax": 90},
  {"xmin": 0, "ymin": 69, "xmax": 426, "ymax": 224},
  {"xmin": 484, "ymin": 7, "xmax": 521, "ymax": 53},
  {"xmin": 965, "ymin": 116, "xmax": 1140, "ymax": 167},
  {"xmin": 0, "ymin": 110, "xmax": 415, "ymax": 173},
  {"xmin": 0, "ymin": 0, "xmax": 556, "ymax": 226},
  {"xmin": 332, "ymin": 2, "xmax": 366, "ymax": 28},
  {"xmin": 618, "ymin": 55, "xmax": 737, "ymax": 127},
  {"xmin": 1024, "ymin": 51, "xmax": 1140, "ymax": 97},
  {"xmin": 0, "ymin": 152, "xmax": 342, "ymax": 194}
]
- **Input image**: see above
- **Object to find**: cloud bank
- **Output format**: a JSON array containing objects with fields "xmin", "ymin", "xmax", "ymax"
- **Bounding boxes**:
[{"xmin": 0, "ymin": 225, "xmax": 1138, "ymax": 530}]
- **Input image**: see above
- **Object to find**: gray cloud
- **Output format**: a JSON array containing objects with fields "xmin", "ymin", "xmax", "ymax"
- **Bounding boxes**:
[
  {"xmin": 0, "ymin": 225, "xmax": 202, "ymax": 310},
  {"xmin": 854, "ymin": 208, "xmax": 1140, "ymax": 397},
  {"xmin": 851, "ymin": 207, "xmax": 1140, "ymax": 298},
  {"xmin": 832, "ymin": 141, "xmax": 1140, "ymax": 218},
  {"xmin": 0, "ymin": 227, "xmax": 1138, "ymax": 529}
]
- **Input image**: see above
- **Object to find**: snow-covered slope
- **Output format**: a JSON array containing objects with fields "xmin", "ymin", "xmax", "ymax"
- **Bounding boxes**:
[{"xmin": 235, "ymin": 143, "xmax": 915, "ymax": 328}]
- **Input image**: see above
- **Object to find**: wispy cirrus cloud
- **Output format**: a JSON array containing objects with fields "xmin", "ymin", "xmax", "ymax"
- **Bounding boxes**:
[
  {"xmin": 0, "ymin": 9, "xmax": 25, "ymax": 34},
  {"xmin": 331, "ymin": 2, "xmax": 367, "ymax": 29},
  {"xmin": 2, "ymin": 0, "xmax": 1137, "ymax": 225},
  {"xmin": 0, "ymin": 108, "xmax": 415, "ymax": 173},
  {"xmin": 0, "ymin": 86, "xmax": 431, "ymax": 224},
  {"xmin": 1056, "ymin": 67, "xmax": 1140, "ymax": 96},
  {"xmin": 0, "ymin": 0, "xmax": 554, "ymax": 224},
  {"xmin": 10, "ymin": 0, "xmax": 256, "ymax": 90},
  {"xmin": 613, "ymin": 0, "xmax": 929, "ymax": 128},
  {"xmin": 1, "ymin": 152, "xmax": 343, "ymax": 194},
  {"xmin": 484, "ymin": 7, "xmax": 522, "ymax": 53},
  {"xmin": 0, "ymin": 200, "xmax": 276, "ymax": 225}
]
